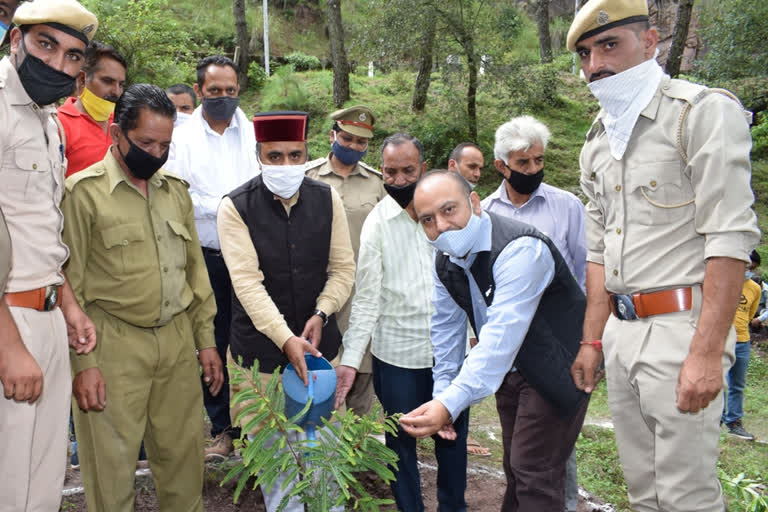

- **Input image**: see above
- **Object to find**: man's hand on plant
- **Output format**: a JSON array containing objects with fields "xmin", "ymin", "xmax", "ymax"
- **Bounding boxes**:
[
  {"xmin": 283, "ymin": 335, "xmax": 322, "ymax": 386},
  {"xmin": 334, "ymin": 364, "xmax": 357, "ymax": 409},
  {"xmin": 399, "ymin": 399, "xmax": 453, "ymax": 439}
]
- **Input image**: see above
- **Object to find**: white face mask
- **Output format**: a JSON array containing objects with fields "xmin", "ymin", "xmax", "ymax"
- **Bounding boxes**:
[
  {"xmin": 429, "ymin": 212, "xmax": 482, "ymax": 259},
  {"xmin": 260, "ymin": 157, "xmax": 307, "ymax": 199},
  {"xmin": 173, "ymin": 111, "xmax": 192, "ymax": 128}
]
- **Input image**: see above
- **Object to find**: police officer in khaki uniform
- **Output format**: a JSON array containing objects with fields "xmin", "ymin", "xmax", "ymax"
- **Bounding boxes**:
[
  {"xmin": 567, "ymin": 2, "xmax": 760, "ymax": 511},
  {"xmin": 0, "ymin": 207, "xmax": 43, "ymax": 406},
  {"xmin": 0, "ymin": 1, "xmax": 99, "ymax": 510},
  {"xmin": 306, "ymin": 105, "xmax": 385, "ymax": 415},
  {"xmin": 63, "ymin": 84, "xmax": 222, "ymax": 512}
]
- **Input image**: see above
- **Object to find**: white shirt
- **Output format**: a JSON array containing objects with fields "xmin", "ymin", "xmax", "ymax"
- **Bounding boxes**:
[
  {"xmin": 482, "ymin": 182, "xmax": 587, "ymax": 291},
  {"xmin": 166, "ymin": 105, "xmax": 258, "ymax": 250},
  {"xmin": 341, "ymin": 195, "xmax": 434, "ymax": 370}
]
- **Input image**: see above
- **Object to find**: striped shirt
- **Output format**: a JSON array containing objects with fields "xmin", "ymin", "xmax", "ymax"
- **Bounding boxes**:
[{"xmin": 341, "ymin": 195, "xmax": 434, "ymax": 369}]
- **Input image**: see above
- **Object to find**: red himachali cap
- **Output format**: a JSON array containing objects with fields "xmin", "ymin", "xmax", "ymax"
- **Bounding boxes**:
[{"xmin": 252, "ymin": 111, "xmax": 310, "ymax": 142}]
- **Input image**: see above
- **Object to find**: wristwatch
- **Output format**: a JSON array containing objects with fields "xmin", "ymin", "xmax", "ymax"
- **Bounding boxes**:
[{"xmin": 313, "ymin": 309, "xmax": 328, "ymax": 326}]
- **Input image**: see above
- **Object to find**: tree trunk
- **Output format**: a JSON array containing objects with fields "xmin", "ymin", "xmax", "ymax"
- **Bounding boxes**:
[
  {"xmin": 535, "ymin": 0, "xmax": 552, "ymax": 63},
  {"xmin": 465, "ymin": 42, "xmax": 478, "ymax": 142},
  {"xmin": 326, "ymin": 0, "xmax": 350, "ymax": 107},
  {"xmin": 412, "ymin": 17, "xmax": 436, "ymax": 112},
  {"xmin": 233, "ymin": 0, "xmax": 249, "ymax": 88},
  {"xmin": 664, "ymin": 0, "xmax": 695, "ymax": 77}
]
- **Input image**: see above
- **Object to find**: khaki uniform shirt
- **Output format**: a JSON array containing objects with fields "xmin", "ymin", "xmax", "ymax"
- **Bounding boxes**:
[
  {"xmin": 0, "ymin": 208, "xmax": 10, "ymax": 296},
  {"xmin": 0, "ymin": 57, "xmax": 69, "ymax": 293},
  {"xmin": 305, "ymin": 154, "xmax": 386, "ymax": 259},
  {"xmin": 580, "ymin": 76, "xmax": 760, "ymax": 295},
  {"xmin": 62, "ymin": 149, "xmax": 216, "ymax": 373},
  {"xmin": 306, "ymin": 155, "xmax": 384, "ymax": 373},
  {"xmin": 217, "ymin": 186, "xmax": 355, "ymax": 351}
]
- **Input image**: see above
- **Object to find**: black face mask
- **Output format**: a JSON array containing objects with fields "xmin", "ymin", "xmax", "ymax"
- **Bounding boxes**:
[
  {"xmin": 117, "ymin": 134, "xmax": 169, "ymax": 180},
  {"xmin": 503, "ymin": 164, "xmax": 544, "ymax": 195},
  {"xmin": 202, "ymin": 96, "xmax": 239, "ymax": 121},
  {"xmin": 15, "ymin": 38, "xmax": 77, "ymax": 105},
  {"xmin": 384, "ymin": 182, "xmax": 417, "ymax": 210}
]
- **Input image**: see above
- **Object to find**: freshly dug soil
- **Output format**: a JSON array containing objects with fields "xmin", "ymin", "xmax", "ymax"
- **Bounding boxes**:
[{"xmin": 60, "ymin": 458, "xmax": 612, "ymax": 511}]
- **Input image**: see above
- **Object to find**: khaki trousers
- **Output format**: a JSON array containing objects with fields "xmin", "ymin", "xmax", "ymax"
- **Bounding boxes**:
[
  {"xmin": 73, "ymin": 306, "xmax": 205, "ymax": 512},
  {"xmin": 0, "ymin": 307, "xmax": 70, "ymax": 512},
  {"xmin": 603, "ymin": 289, "xmax": 735, "ymax": 512}
]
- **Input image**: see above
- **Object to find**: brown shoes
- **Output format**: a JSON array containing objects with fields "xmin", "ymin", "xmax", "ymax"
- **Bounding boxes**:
[{"xmin": 204, "ymin": 432, "xmax": 235, "ymax": 462}]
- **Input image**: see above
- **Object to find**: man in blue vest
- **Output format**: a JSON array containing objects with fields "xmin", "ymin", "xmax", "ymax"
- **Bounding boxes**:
[{"xmin": 400, "ymin": 170, "xmax": 589, "ymax": 511}]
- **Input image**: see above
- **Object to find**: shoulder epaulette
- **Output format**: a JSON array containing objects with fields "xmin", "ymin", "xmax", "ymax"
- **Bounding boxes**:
[
  {"xmin": 359, "ymin": 161, "xmax": 382, "ymax": 176},
  {"xmin": 161, "ymin": 170, "xmax": 190, "ymax": 188},
  {"xmin": 64, "ymin": 166, "xmax": 105, "ymax": 191},
  {"xmin": 304, "ymin": 156, "xmax": 328, "ymax": 171}
]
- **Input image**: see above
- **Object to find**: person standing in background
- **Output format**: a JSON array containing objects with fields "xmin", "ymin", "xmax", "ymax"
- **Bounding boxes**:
[
  {"xmin": 306, "ymin": 105, "xmax": 385, "ymax": 415},
  {"xmin": 165, "ymin": 55, "xmax": 257, "ymax": 461},
  {"xmin": 58, "ymin": 41, "xmax": 126, "ymax": 177}
]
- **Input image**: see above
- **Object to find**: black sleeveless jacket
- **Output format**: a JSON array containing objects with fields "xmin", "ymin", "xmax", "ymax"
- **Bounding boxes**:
[
  {"xmin": 435, "ymin": 211, "xmax": 588, "ymax": 416},
  {"xmin": 227, "ymin": 175, "xmax": 341, "ymax": 372}
]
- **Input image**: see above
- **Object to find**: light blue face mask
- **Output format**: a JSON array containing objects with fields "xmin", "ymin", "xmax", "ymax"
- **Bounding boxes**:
[
  {"xmin": 429, "ymin": 212, "xmax": 482, "ymax": 259},
  {"xmin": 0, "ymin": 22, "xmax": 8, "ymax": 46}
]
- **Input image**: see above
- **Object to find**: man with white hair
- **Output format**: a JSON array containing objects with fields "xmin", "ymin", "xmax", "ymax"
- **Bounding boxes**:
[{"xmin": 483, "ymin": 116, "xmax": 587, "ymax": 511}]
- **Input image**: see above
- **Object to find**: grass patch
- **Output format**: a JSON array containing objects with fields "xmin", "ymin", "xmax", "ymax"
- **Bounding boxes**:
[{"xmin": 459, "ymin": 349, "xmax": 768, "ymax": 510}]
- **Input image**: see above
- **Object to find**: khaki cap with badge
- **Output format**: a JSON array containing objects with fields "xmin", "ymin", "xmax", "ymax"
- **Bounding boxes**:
[
  {"xmin": 330, "ymin": 105, "xmax": 375, "ymax": 138},
  {"xmin": 13, "ymin": 0, "xmax": 99, "ymax": 44},
  {"xmin": 566, "ymin": 0, "xmax": 648, "ymax": 52}
]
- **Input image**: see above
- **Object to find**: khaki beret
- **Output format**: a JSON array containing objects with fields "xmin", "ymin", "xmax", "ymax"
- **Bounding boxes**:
[
  {"xmin": 330, "ymin": 105, "xmax": 376, "ymax": 138},
  {"xmin": 567, "ymin": 0, "xmax": 648, "ymax": 52},
  {"xmin": 14, "ymin": 0, "xmax": 98, "ymax": 44}
]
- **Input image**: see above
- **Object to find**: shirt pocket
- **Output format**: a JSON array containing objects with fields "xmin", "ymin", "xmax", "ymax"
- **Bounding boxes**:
[
  {"xmin": 100, "ymin": 223, "xmax": 146, "ymax": 275},
  {"xmin": 166, "ymin": 219, "xmax": 191, "ymax": 269},
  {"xmin": 1, "ymin": 147, "xmax": 52, "ymax": 198},
  {"xmin": 627, "ymin": 161, "xmax": 694, "ymax": 226}
]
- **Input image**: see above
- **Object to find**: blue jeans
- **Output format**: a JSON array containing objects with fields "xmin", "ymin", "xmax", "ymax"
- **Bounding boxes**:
[
  {"xmin": 201, "ymin": 248, "xmax": 239, "ymax": 439},
  {"xmin": 722, "ymin": 341, "xmax": 751, "ymax": 424},
  {"xmin": 372, "ymin": 357, "xmax": 468, "ymax": 512}
]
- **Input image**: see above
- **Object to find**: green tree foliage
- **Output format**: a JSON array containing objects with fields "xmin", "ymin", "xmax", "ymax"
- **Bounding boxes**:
[
  {"xmin": 751, "ymin": 116, "xmax": 768, "ymax": 161},
  {"xmin": 259, "ymin": 66, "xmax": 326, "ymax": 117},
  {"xmin": 695, "ymin": 0, "xmax": 768, "ymax": 81},
  {"xmin": 248, "ymin": 61, "xmax": 269, "ymax": 92},
  {"xmin": 223, "ymin": 360, "xmax": 400, "ymax": 511},
  {"xmin": 285, "ymin": 51, "xmax": 323, "ymax": 71},
  {"xmin": 81, "ymin": 0, "xmax": 201, "ymax": 86}
]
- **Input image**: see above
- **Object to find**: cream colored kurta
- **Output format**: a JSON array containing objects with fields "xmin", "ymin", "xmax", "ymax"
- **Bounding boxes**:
[{"xmin": 217, "ymin": 186, "xmax": 355, "ymax": 351}]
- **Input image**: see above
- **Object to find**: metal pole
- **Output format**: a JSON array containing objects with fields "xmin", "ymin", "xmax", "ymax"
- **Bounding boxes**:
[{"xmin": 263, "ymin": 0, "xmax": 270, "ymax": 77}]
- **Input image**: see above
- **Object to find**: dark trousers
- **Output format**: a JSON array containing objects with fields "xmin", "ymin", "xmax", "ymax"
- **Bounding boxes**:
[
  {"xmin": 201, "ymin": 247, "xmax": 239, "ymax": 439},
  {"xmin": 495, "ymin": 371, "xmax": 588, "ymax": 512},
  {"xmin": 372, "ymin": 356, "xmax": 468, "ymax": 512}
]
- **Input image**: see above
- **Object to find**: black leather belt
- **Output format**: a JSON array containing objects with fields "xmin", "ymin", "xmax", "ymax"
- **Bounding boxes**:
[{"xmin": 201, "ymin": 246, "xmax": 222, "ymax": 257}]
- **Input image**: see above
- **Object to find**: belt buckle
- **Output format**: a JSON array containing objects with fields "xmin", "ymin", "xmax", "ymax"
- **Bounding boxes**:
[
  {"xmin": 43, "ymin": 285, "xmax": 59, "ymax": 311},
  {"xmin": 612, "ymin": 294, "xmax": 638, "ymax": 321}
]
